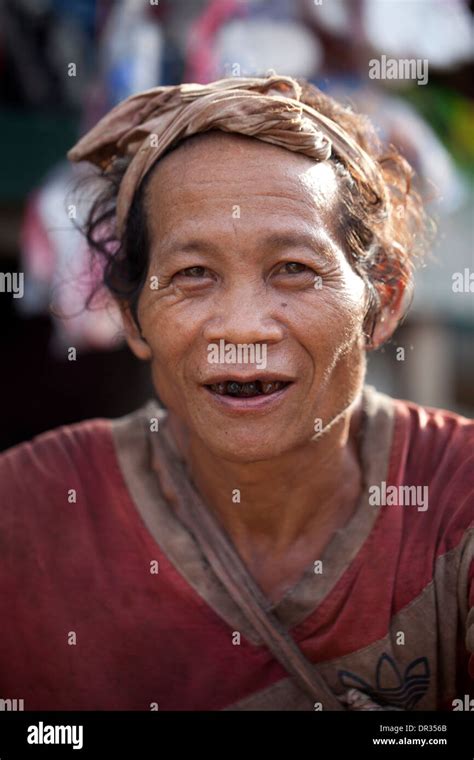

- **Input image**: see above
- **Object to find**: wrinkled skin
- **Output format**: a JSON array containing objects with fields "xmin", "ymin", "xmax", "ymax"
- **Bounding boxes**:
[{"xmin": 123, "ymin": 132, "xmax": 404, "ymax": 602}]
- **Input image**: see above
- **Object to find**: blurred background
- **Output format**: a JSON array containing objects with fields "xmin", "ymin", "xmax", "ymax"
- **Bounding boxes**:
[{"xmin": 0, "ymin": 0, "xmax": 473, "ymax": 451}]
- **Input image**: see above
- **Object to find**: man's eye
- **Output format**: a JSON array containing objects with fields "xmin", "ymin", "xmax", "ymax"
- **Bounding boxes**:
[
  {"xmin": 280, "ymin": 262, "xmax": 310, "ymax": 274},
  {"xmin": 177, "ymin": 266, "xmax": 207, "ymax": 278}
]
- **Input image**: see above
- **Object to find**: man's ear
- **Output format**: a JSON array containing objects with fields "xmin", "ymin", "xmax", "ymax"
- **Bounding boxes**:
[
  {"xmin": 368, "ymin": 279, "xmax": 412, "ymax": 350},
  {"xmin": 121, "ymin": 304, "xmax": 152, "ymax": 361}
]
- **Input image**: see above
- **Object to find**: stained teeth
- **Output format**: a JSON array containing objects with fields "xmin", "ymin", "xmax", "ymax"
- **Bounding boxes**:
[
  {"xmin": 240, "ymin": 382, "xmax": 259, "ymax": 397},
  {"xmin": 227, "ymin": 381, "xmax": 258, "ymax": 396},
  {"xmin": 227, "ymin": 381, "xmax": 242, "ymax": 395},
  {"xmin": 209, "ymin": 380, "xmax": 287, "ymax": 397}
]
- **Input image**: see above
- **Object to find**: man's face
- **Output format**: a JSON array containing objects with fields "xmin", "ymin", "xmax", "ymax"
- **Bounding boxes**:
[{"xmin": 131, "ymin": 132, "xmax": 368, "ymax": 461}]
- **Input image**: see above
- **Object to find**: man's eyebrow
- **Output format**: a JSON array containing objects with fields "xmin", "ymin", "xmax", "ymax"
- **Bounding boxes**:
[
  {"xmin": 154, "ymin": 239, "xmax": 221, "ymax": 260},
  {"xmin": 156, "ymin": 230, "xmax": 338, "ymax": 261},
  {"xmin": 262, "ymin": 231, "xmax": 339, "ymax": 261}
]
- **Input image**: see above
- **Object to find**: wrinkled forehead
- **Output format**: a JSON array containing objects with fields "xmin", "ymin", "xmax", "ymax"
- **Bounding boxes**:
[
  {"xmin": 143, "ymin": 130, "xmax": 340, "ymax": 213},
  {"xmin": 141, "ymin": 131, "xmax": 347, "ymax": 262}
]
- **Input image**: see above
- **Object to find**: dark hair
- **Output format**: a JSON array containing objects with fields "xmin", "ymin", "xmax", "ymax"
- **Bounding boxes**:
[
  {"xmin": 80, "ymin": 157, "xmax": 151, "ymax": 328},
  {"xmin": 80, "ymin": 80, "xmax": 431, "ymax": 342}
]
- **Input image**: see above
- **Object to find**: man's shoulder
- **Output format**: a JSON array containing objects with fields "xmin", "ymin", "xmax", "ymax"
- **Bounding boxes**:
[
  {"xmin": 366, "ymin": 385, "xmax": 474, "ymax": 470},
  {"xmin": 0, "ymin": 415, "xmax": 112, "ymax": 482},
  {"xmin": 367, "ymin": 387, "xmax": 473, "ymax": 559},
  {"xmin": 389, "ymin": 392, "xmax": 474, "ymax": 488},
  {"xmin": 0, "ymin": 403, "xmax": 158, "ymax": 511},
  {"xmin": 393, "ymin": 392, "xmax": 473, "ymax": 437}
]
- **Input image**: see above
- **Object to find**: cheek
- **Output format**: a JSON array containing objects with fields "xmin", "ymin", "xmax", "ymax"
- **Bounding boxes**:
[
  {"xmin": 292, "ymin": 274, "xmax": 366, "ymax": 353},
  {"xmin": 135, "ymin": 299, "xmax": 179, "ymax": 379},
  {"xmin": 138, "ymin": 296, "xmax": 208, "ymax": 394},
  {"xmin": 329, "ymin": 267, "xmax": 367, "ymax": 334}
]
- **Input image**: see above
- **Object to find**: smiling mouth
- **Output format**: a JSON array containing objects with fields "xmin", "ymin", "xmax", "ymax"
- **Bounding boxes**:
[{"xmin": 206, "ymin": 379, "xmax": 291, "ymax": 398}]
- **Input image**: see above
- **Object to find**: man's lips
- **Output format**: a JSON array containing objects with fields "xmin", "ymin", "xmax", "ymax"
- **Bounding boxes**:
[
  {"xmin": 200, "ymin": 373, "xmax": 296, "ymax": 409},
  {"xmin": 208, "ymin": 379, "xmax": 290, "ymax": 397},
  {"xmin": 201, "ymin": 373, "xmax": 295, "ymax": 398}
]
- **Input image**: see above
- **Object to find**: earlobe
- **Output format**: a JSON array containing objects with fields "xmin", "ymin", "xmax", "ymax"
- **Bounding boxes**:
[
  {"xmin": 369, "ymin": 305, "xmax": 396, "ymax": 349},
  {"xmin": 368, "ymin": 280, "xmax": 412, "ymax": 351},
  {"xmin": 121, "ymin": 305, "xmax": 152, "ymax": 361}
]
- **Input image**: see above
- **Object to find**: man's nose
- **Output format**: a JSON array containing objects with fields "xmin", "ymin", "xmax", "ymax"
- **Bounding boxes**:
[{"xmin": 202, "ymin": 284, "xmax": 284, "ymax": 346}]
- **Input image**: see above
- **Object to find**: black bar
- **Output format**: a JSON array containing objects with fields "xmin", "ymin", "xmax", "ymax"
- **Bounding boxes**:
[{"xmin": 0, "ymin": 711, "xmax": 472, "ymax": 758}]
